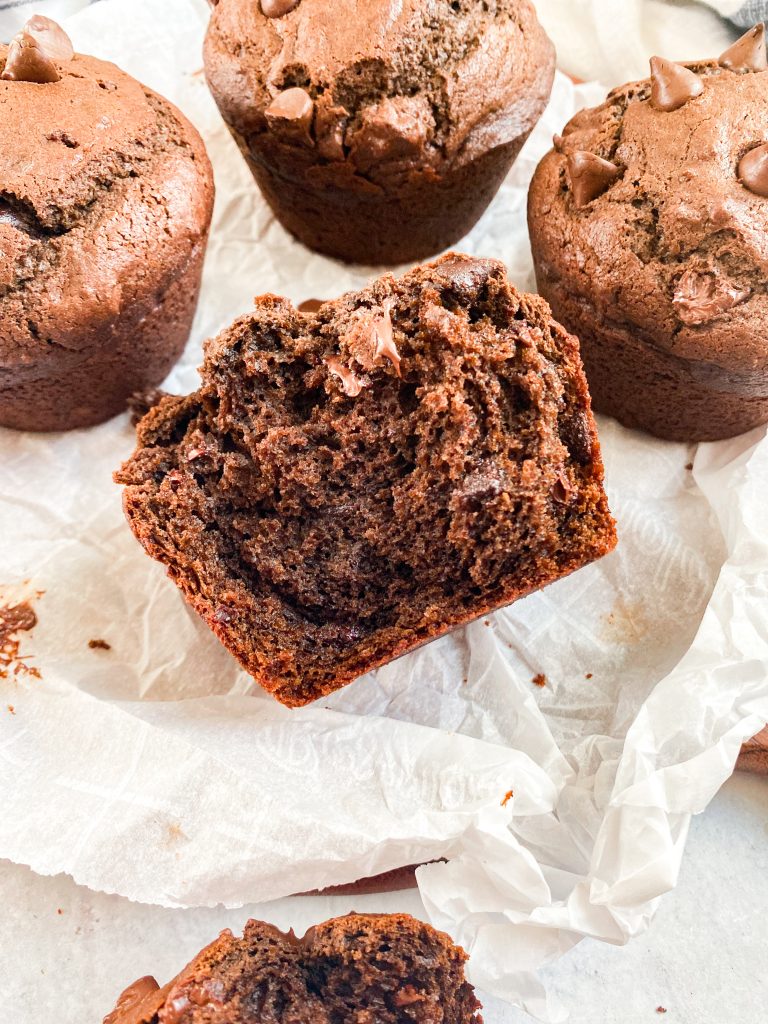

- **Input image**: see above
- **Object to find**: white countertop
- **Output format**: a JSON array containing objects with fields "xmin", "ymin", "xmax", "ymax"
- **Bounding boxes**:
[{"xmin": 3, "ymin": 771, "xmax": 765, "ymax": 1023}]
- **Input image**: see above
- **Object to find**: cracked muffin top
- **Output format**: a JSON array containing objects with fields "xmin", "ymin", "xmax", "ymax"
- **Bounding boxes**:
[
  {"xmin": 527, "ymin": 24, "xmax": 768, "ymax": 376},
  {"xmin": 0, "ymin": 28, "xmax": 213, "ymax": 372},
  {"xmin": 204, "ymin": 0, "xmax": 555, "ymax": 182}
]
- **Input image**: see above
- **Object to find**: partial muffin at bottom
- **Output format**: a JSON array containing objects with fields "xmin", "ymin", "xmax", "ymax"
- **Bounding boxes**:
[
  {"xmin": 103, "ymin": 913, "xmax": 482, "ymax": 1024},
  {"xmin": 116, "ymin": 254, "xmax": 616, "ymax": 706}
]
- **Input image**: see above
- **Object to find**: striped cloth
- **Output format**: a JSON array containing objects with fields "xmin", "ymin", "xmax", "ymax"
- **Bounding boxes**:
[{"xmin": 728, "ymin": 0, "xmax": 768, "ymax": 26}]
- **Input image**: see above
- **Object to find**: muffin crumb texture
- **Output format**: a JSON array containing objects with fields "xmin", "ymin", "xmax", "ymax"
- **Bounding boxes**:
[{"xmin": 116, "ymin": 254, "xmax": 615, "ymax": 706}]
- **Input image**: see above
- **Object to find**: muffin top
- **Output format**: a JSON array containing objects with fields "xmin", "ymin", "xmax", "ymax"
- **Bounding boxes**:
[
  {"xmin": 528, "ymin": 25, "xmax": 768, "ymax": 376},
  {"xmin": 0, "ymin": 17, "xmax": 213, "ymax": 374},
  {"xmin": 204, "ymin": 0, "xmax": 554, "ymax": 182}
]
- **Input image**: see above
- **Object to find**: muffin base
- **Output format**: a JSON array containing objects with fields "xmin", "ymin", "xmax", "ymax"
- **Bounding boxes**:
[
  {"xmin": 536, "ymin": 278, "xmax": 768, "ymax": 443},
  {"xmin": 237, "ymin": 131, "xmax": 530, "ymax": 265},
  {"xmin": 0, "ymin": 243, "xmax": 207, "ymax": 433}
]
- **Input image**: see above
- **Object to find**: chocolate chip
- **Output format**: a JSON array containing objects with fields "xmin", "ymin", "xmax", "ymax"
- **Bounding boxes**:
[
  {"xmin": 431, "ymin": 255, "xmax": 501, "ymax": 299},
  {"xmin": 23, "ymin": 15, "xmax": 74, "ymax": 64},
  {"xmin": 102, "ymin": 977, "xmax": 160, "ymax": 1024},
  {"xmin": 719, "ymin": 23, "xmax": 767, "ymax": 72},
  {"xmin": 738, "ymin": 142, "xmax": 768, "ymax": 197},
  {"xmin": 560, "ymin": 410, "xmax": 593, "ymax": 465},
  {"xmin": 298, "ymin": 298, "xmax": 324, "ymax": 313},
  {"xmin": 566, "ymin": 151, "xmax": 621, "ymax": 207},
  {"xmin": 2, "ymin": 33, "xmax": 61, "ymax": 84},
  {"xmin": 265, "ymin": 87, "xmax": 314, "ymax": 145},
  {"xmin": 261, "ymin": 0, "xmax": 301, "ymax": 17},
  {"xmin": 552, "ymin": 473, "xmax": 572, "ymax": 503},
  {"xmin": 649, "ymin": 57, "xmax": 704, "ymax": 112}
]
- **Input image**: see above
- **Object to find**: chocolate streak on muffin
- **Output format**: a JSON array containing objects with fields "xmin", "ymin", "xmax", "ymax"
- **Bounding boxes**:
[
  {"xmin": 528, "ymin": 25, "xmax": 768, "ymax": 441},
  {"xmin": 116, "ymin": 253, "xmax": 615, "ymax": 707}
]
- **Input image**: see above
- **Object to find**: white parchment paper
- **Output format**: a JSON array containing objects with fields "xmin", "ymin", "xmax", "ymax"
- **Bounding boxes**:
[{"xmin": 1, "ymin": 1, "xmax": 767, "ymax": 1019}]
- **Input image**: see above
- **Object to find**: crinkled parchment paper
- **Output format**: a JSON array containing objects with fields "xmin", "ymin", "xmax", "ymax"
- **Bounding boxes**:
[{"xmin": 1, "ymin": 0, "xmax": 766, "ymax": 1019}]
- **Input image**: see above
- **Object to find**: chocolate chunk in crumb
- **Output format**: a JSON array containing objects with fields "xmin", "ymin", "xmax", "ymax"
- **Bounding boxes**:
[{"xmin": 326, "ymin": 357, "xmax": 366, "ymax": 397}]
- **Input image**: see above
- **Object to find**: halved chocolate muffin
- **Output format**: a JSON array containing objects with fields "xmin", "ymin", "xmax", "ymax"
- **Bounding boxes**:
[{"xmin": 116, "ymin": 254, "xmax": 616, "ymax": 706}]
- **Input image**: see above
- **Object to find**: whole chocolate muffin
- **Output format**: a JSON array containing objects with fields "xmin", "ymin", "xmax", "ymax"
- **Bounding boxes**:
[
  {"xmin": 0, "ymin": 16, "xmax": 214, "ymax": 432},
  {"xmin": 528, "ymin": 25, "xmax": 768, "ymax": 441},
  {"xmin": 103, "ymin": 913, "xmax": 482, "ymax": 1024},
  {"xmin": 116, "ymin": 254, "xmax": 616, "ymax": 707},
  {"xmin": 204, "ymin": 0, "xmax": 554, "ymax": 264}
]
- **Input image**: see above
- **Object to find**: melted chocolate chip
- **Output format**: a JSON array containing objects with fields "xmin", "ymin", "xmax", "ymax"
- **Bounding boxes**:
[
  {"xmin": 326, "ymin": 358, "xmax": 366, "ymax": 397},
  {"xmin": 738, "ymin": 142, "xmax": 768, "ymax": 197},
  {"xmin": 2, "ymin": 32, "xmax": 61, "ymax": 84},
  {"xmin": 649, "ymin": 56, "xmax": 704, "ymax": 112},
  {"xmin": 371, "ymin": 308, "xmax": 401, "ymax": 376},
  {"xmin": 567, "ymin": 151, "xmax": 621, "ymax": 207},
  {"xmin": 261, "ymin": 0, "xmax": 301, "ymax": 17},
  {"xmin": 342, "ymin": 305, "xmax": 402, "ymax": 377},
  {"xmin": 672, "ymin": 270, "xmax": 750, "ymax": 324},
  {"xmin": 23, "ymin": 15, "xmax": 74, "ymax": 64},
  {"xmin": 719, "ymin": 23, "xmax": 767, "ymax": 72}
]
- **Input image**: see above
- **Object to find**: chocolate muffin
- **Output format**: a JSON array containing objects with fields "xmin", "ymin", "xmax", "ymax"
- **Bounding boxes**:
[
  {"xmin": 116, "ymin": 253, "xmax": 616, "ymax": 707},
  {"xmin": 203, "ymin": 0, "xmax": 555, "ymax": 264},
  {"xmin": 0, "ymin": 16, "xmax": 214, "ymax": 432},
  {"xmin": 528, "ymin": 25, "xmax": 768, "ymax": 442},
  {"xmin": 103, "ymin": 913, "xmax": 482, "ymax": 1024}
]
